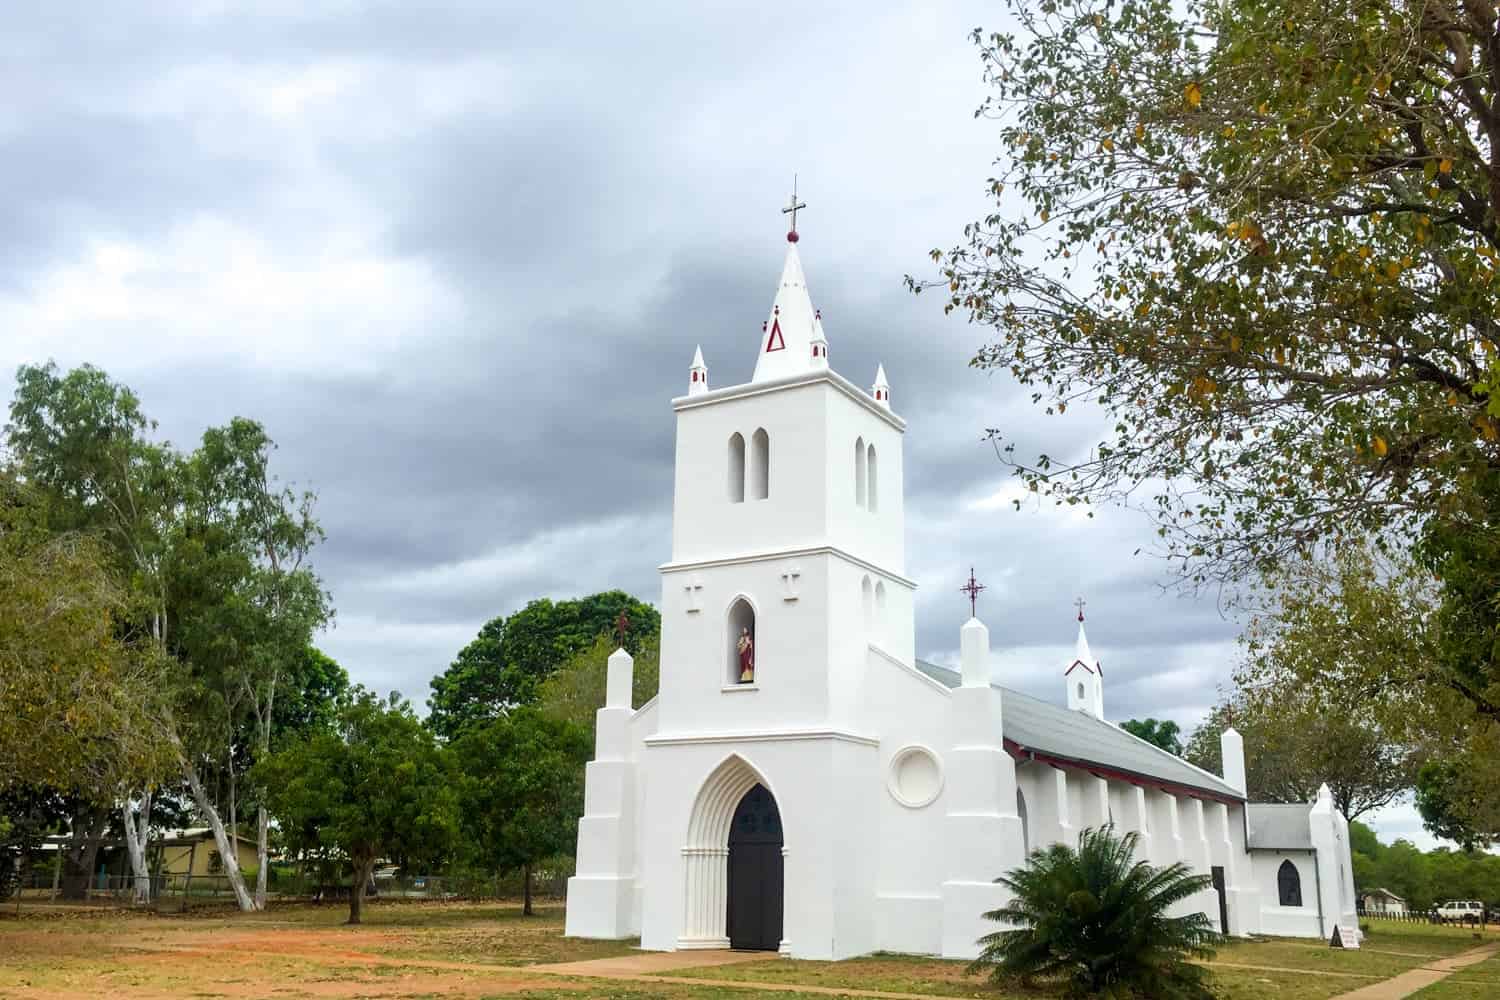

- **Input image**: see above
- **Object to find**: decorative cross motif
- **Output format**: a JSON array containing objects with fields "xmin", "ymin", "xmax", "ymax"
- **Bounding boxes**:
[
  {"xmin": 959, "ymin": 567, "xmax": 986, "ymax": 618},
  {"xmin": 1074, "ymin": 596, "xmax": 1087, "ymax": 622},
  {"xmin": 614, "ymin": 610, "xmax": 630, "ymax": 646},
  {"xmin": 683, "ymin": 576, "xmax": 704, "ymax": 613},
  {"xmin": 782, "ymin": 175, "xmax": 807, "ymax": 238},
  {"xmin": 781, "ymin": 565, "xmax": 802, "ymax": 602}
]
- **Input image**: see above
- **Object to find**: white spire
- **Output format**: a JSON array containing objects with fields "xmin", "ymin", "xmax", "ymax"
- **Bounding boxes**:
[
  {"xmin": 751, "ymin": 241, "xmax": 820, "ymax": 383},
  {"xmin": 688, "ymin": 344, "xmax": 708, "ymax": 397},
  {"xmin": 810, "ymin": 308, "xmax": 828, "ymax": 369},
  {"xmin": 1065, "ymin": 601, "xmax": 1105, "ymax": 719},
  {"xmin": 872, "ymin": 364, "xmax": 890, "ymax": 408}
]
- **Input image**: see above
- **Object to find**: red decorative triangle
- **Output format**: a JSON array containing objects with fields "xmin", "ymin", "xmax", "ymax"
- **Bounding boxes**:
[{"xmin": 764, "ymin": 318, "xmax": 786, "ymax": 352}]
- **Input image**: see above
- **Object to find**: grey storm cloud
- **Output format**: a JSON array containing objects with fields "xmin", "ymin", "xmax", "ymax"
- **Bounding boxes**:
[{"xmin": 1, "ymin": 0, "xmax": 1431, "ymax": 844}]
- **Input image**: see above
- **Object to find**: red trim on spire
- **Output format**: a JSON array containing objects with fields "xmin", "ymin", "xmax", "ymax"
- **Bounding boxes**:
[
  {"xmin": 1063, "ymin": 659, "xmax": 1096, "ymax": 676},
  {"xmin": 765, "ymin": 318, "xmax": 786, "ymax": 352},
  {"xmin": 787, "ymin": 230, "xmax": 799, "ymax": 243}
]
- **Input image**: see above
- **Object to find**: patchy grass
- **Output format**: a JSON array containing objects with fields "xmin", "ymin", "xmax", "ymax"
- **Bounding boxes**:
[
  {"xmin": 2, "ymin": 901, "xmax": 1496, "ymax": 999},
  {"xmin": 665, "ymin": 952, "xmax": 1007, "ymax": 997}
]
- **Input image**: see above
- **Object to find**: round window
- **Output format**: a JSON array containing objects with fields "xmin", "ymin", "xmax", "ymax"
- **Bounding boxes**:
[{"xmin": 887, "ymin": 745, "xmax": 943, "ymax": 808}]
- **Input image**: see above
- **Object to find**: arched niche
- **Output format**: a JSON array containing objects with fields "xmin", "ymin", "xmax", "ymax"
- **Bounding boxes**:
[{"xmin": 727, "ymin": 597, "xmax": 756, "ymax": 685}]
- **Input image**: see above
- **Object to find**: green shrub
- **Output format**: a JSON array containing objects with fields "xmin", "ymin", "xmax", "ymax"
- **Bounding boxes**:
[{"xmin": 972, "ymin": 825, "xmax": 1219, "ymax": 999}]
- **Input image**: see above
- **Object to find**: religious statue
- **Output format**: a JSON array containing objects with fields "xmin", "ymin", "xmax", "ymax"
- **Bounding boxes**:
[{"xmin": 737, "ymin": 627, "xmax": 755, "ymax": 683}]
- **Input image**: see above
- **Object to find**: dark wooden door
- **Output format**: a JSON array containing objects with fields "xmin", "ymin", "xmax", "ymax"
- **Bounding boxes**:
[
  {"xmin": 727, "ymin": 784, "xmax": 784, "ymax": 951},
  {"xmin": 1211, "ymin": 866, "xmax": 1229, "ymax": 935}
]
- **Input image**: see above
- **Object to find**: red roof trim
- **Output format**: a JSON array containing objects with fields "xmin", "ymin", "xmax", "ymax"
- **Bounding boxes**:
[
  {"xmin": 1063, "ymin": 659, "xmax": 1096, "ymax": 676},
  {"xmin": 1004, "ymin": 738, "xmax": 1244, "ymax": 805}
]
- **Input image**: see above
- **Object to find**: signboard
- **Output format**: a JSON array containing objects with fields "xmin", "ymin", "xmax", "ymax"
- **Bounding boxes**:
[{"xmin": 1329, "ymin": 924, "xmax": 1360, "ymax": 949}]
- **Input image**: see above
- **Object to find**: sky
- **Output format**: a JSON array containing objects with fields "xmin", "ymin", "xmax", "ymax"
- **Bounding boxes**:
[{"xmin": 0, "ymin": 2, "xmax": 1437, "ymax": 848}]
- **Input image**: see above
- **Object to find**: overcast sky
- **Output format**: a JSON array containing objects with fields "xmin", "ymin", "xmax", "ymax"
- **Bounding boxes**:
[{"xmin": 0, "ymin": 2, "xmax": 1436, "ymax": 847}]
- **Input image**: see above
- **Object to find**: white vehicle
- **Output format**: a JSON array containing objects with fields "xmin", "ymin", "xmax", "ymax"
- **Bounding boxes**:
[{"xmin": 1436, "ymin": 900, "xmax": 1485, "ymax": 923}]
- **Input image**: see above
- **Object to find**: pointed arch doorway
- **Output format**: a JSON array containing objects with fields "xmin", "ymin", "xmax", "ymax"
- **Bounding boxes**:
[
  {"xmin": 727, "ymin": 784, "xmax": 784, "ymax": 950},
  {"xmin": 680, "ymin": 756, "xmax": 786, "ymax": 952}
]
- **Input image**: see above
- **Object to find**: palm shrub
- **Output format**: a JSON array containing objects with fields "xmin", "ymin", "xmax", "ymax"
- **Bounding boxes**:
[{"xmin": 972, "ymin": 825, "xmax": 1219, "ymax": 998}]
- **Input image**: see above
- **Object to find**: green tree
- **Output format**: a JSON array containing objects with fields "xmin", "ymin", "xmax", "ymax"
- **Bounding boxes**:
[
  {"xmin": 1183, "ymin": 690, "xmax": 1412, "ymax": 821},
  {"xmin": 973, "ymin": 826, "xmax": 1218, "ymax": 999},
  {"xmin": 536, "ymin": 634, "xmax": 660, "ymax": 741},
  {"xmin": 180, "ymin": 416, "xmax": 331, "ymax": 907},
  {"xmin": 253, "ymin": 688, "xmax": 460, "ymax": 924},
  {"xmin": 919, "ymin": 0, "xmax": 1500, "ymax": 587},
  {"xmin": 427, "ymin": 591, "xmax": 658, "ymax": 739},
  {"xmin": 1120, "ymin": 718, "xmax": 1184, "ymax": 755},
  {"xmin": 0, "ymin": 476, "xmax": 173, "ymax": 799},
  {"xmin": 451, "ymin": 707, "xmax": 589, "ymax": 914}
]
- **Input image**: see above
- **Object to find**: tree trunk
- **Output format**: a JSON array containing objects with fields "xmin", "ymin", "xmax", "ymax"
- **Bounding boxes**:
[
  {"xmin": 254, "ymin": 805, "xmax": 269, "ymax": 909},
  {"xmin": 523, "ymin": 862, "xmax": 533, "ymax": 916},
  {"xmin": 60, "ymin": 809, "xmax": 109, "ymax": 900},
  {"xmin": 348, "ymin": 855, "xmax": 375, "ymax": 925},
  {"xmin": 182, "ymin": 757, "xmax": 256, "ymax": 911},
  {"xmin": 121, "ymin": 791, "xmax": 153, "ymax": 904}
]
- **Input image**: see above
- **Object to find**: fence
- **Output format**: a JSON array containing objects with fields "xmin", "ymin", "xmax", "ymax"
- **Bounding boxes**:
[
  {"xmin": 1356, "ymin": 906, "xmax": 1491, "ymax": 927},
  {"xmin": 4, "ymin": 864, "xmax": 569, "ymax": 916}
]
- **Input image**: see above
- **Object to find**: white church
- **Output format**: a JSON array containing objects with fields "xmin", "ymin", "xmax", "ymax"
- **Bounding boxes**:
[{"xmin": 565, "ymin": 218, "xmax": 1359, "ymax": 959}]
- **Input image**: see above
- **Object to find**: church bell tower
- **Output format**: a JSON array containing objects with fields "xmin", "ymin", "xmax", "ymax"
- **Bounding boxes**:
[{"xmin": 653, "ymin": 203, "xmax": 912, "ymax": 737}]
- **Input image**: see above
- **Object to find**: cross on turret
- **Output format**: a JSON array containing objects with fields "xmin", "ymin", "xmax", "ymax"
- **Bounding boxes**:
[
  {"xmin": 614, "ymin": 610, "xmax": 630, "ymax": 646},
  {"xmin": 1074, "ymin": 596, "xmax": 1086, "ymax": 622},
  {"xmin": 960, "ymin": 568, "xmax": 986, "ymax": 618}
]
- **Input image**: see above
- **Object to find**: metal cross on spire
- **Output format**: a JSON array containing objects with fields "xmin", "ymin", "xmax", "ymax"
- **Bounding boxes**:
[
  {"xmin": 959, "ymin": 567, "xmax": 986, "ymax": 618},
  {"xmin": 1074, "ymin": 596, "xmax": 1087, "ymax": 622},
  {"xmin": 614, "ymin": 610, "xmax": 630, "ymax": 646},
  {"xmin": 782, "ymin": 175, "xmax": 807, "ymax": 242}
]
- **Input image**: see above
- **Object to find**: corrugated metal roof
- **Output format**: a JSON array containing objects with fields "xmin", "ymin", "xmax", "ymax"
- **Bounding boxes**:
[
  {"xmin": 1245, "ymin": 803, "xmax": 1314, "ymax": 850},
  {"xmin": 913, "ymin": 659, "xmax": 1244, "ymax": 801}
]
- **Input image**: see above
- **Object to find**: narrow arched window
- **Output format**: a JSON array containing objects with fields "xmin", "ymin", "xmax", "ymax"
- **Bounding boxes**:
[
  {"xmin": 875, "ymin": 580, "xmax": 886, "ymax": 617},
  {"xmin": 866, "ymin": 443, "xmax": 878, "ymax": 512},
  {"xmin": 728, "ymin": 598, "xmax": 756, "ymax": 684},
  {"xmin": 854, "ymin": 436, "xmax": 866, "ymax": 508},
  {"xmin": 728, "ymin": 433, "xmax": 745, "ymax": 503},
  {"xmin": 750, "ymin": 428, "xmax": 769, "ymax": 500},
  {"xmin": 1017, "ymin": 788, "xmax": 1030, "ymax": 854},
  {"xmin": 1077, "ymin": 681, "xmax": 1086, "ymax": 701},
  {"xmin": 861, "ymin": 575, "xmax": 873, "ymax": 627},
  {"xmin": 1277, "ymin": 860, "xmax": 1302, "ymax": 907}
]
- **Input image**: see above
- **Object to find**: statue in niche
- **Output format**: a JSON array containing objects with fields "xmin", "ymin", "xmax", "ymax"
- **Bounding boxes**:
[{"xmin": 737, "ymin": 626, "xmax": 755, "ymax": 683}]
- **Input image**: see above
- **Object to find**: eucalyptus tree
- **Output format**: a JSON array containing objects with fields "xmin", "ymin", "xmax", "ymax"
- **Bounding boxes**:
[
  {"xmin": 919, "ymin": 0, "xmax": 1500, "ymax": 584},
  {"xmin": 181, "ymin": 417, "xmax": 330, "ymax": 908}
]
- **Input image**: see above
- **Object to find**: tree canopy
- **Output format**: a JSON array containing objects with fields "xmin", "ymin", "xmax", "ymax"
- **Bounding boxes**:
[
  {"xmin": 1120, "ymin": 718, "xmax": 1184, "ymax": 755},
  {"xmin": 427, "ymin": 590, "xmax": 658, "ymax": 739},
  {"xmin": 536, "ymin": 634, "xmax": 660, "ymax": 741},
  {"xmin": 919, "ymin": 0, "xmax": 1500, "ymax": 584},
  {"xmin": 451, "ymin": 707, "xmax": 589, "ymax": 914},
  {"xmin": 253, "ymin": 688, "xmax": 460, "ymax": 924}
]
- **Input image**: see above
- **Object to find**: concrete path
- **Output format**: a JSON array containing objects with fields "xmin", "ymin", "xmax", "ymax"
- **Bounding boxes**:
[
  {"xmin": 1328, "ymin": 942, "xmax": 1500, "ymax": 1000},
  {"xmin": 529, "ymin": 948, "xmax": 778, "ymax": 976}
]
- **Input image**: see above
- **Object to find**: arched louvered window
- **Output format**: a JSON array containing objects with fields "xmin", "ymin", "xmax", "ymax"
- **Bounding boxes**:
[
  {"xmin": 750, "ymin": 428, "xmax": 769, "ymax": 500},
  {"xmin": 728, "ymin": 433, "xmax": 745, "ymax": 503},
  {"xmin": 866, "ymin": 443, "xmax": 878, "ymax": 512},
  {"xmin": 854, "ymin": 436, "xmax": 866, "ymax": 507},
  {"xmin": 861, "ymin": 575, "xmax": 873, "ymax": 627},
  {"xmin": 1277, "ymin": 859, "xmax": 1303, "ymax": 907}
]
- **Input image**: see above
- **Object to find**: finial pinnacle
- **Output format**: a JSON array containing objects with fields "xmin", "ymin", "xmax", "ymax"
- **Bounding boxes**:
[
  {"xmin": 614, "ymin": 610, "xmax": 630, "ymax": 646},
  {"xmin": 1074, "ymin": 596, "xmax": 1087, "ymax": 622},
  {"xmin": 782, "ymin": 174, "xmax": 807, "ymax": 242}
]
